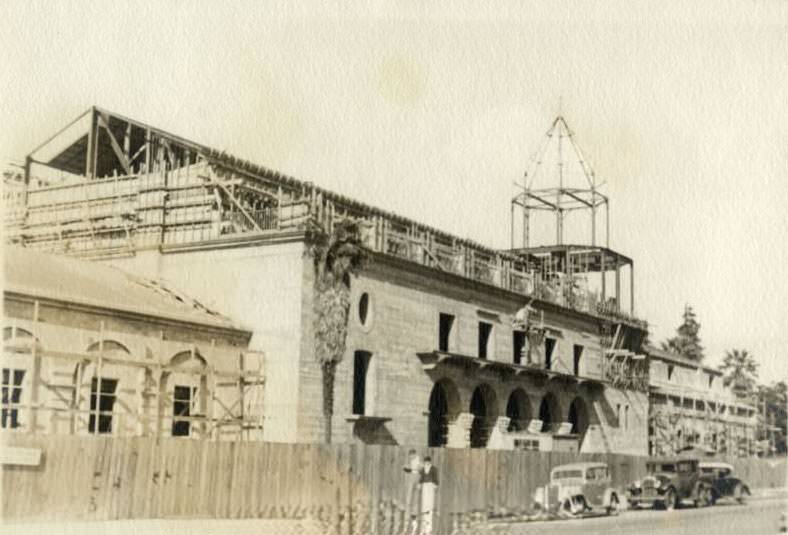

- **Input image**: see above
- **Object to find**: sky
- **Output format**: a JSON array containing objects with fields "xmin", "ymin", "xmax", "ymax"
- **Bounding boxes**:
[{"xmin": 2, "ymin": 1, "xmax": 787, "ymax": 381}]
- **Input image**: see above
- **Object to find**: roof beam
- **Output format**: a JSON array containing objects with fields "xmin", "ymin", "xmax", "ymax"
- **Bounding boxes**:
[
  {"xmin": 97, "ymin": 113, "xmax": 131, "ymax": 174},
  {"xmin": 525, "ymin": 192, "xmax": 559, "ymax": 210},
  {"xmin": 562, "ymin": 190, "xmax": 593, "ymax": 208}
]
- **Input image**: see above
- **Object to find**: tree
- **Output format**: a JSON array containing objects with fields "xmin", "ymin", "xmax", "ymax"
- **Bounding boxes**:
[
  {"xmin": 757, "ymin": 381, "xmax": 787, "ymax": 455},
  {"xmin": 309, "ymin": 219, "xmax": 368, "ymax": 443},
  {"xmin": 719, "ymin": 349, "xmax": 759, "ymax": 398},
  {"xmin": 661, "ymin": 304, "xmax": 704, "ymax": 362}
]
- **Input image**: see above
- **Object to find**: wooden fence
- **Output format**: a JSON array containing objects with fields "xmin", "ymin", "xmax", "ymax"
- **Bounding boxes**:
[{"xmin": 2, "ymin": 434, "xmax": 785, "ymax": 533}]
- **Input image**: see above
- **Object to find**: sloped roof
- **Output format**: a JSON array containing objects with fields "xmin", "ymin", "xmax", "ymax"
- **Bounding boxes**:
[
  {"xmin": 644, "ymin": 344, "xmax": 722, "ymax": 376},
  {"xmin": 3, "ymin": 246, "xmax": 249, "ymax": 334}
]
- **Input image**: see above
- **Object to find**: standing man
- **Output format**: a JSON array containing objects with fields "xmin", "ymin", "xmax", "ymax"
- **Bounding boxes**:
[
  {"xmin": 419, "ymin": 456, "xmax": 439, "ymax": 535},
  {"xmin": 403, "ymin": 449, "xmax": 422, "ymax": 534}
]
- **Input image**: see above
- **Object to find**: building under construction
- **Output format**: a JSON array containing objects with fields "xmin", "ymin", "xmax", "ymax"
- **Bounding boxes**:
[
  {"xmin": 2, "ymin": 107, "xmax": 755, "ymax": 454},
  {"xmin": 3, "ymin": 245, "xmax": 264, "ymax": 440}
]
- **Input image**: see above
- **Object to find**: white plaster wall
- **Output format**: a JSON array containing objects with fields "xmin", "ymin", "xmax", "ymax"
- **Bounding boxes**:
[{"xmin": 105, "ymin": 241, "xmax": 305, "ymax": 443}]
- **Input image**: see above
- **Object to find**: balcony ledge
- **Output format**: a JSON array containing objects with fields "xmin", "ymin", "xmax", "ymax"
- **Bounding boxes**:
[{"xmin": 416, "ymin": 350, "xmax": 605, "ymax": 387}]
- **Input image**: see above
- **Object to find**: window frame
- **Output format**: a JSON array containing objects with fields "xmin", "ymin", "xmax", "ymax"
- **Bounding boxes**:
[
  {"xmin": 1, "ymin": 367, "xmax": 26, "ymax": 429},
  {"xmin": 88, "ymin": 377, "xmax": 118, "ymax": 435},
  {"xmin": 172, "ymin": 384, "xmax": 198, "ymax": 437},
  {"xmin": 477, "ymin": 321, "xmax": 493, "ymax": 360},
  {"xmin": 438, "ymin": 313, "xmax": 455, "ymax": 353}
]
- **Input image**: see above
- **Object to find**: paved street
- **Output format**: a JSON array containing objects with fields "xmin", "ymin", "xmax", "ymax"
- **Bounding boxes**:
[
  {"xmin": 2, "ymin": 496, "xmax": 785, "ymax": 535},
  {"xmin": 498, "ymin": 497, "xmax": 787, "ymax": 535}
]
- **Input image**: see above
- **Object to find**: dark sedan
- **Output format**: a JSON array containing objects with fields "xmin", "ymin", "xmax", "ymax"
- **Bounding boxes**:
[{"xmin": 699, "ymin": 462, "xmax": 750, "ymax": 504}]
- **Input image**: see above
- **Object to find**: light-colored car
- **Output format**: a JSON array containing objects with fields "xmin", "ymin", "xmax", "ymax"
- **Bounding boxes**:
[{"xmin": 533, "ymin": 462, "xmax": 621, "ymax": 516}]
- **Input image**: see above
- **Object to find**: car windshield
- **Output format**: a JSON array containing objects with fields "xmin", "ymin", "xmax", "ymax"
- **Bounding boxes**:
[
  {"xmin": 553, "ymin": 469, "xmax": 583, "ymax": 480},
  {"xmin": 648, "ymin": 463, "xmax": 676, "ymax": 473},
  {"xmin": 586, "ymin": 467, "xmax": 608, "ymax": 480},
  {"xmin": 677, "ymin": 461, "xmax": 696, "ymax": 473}
]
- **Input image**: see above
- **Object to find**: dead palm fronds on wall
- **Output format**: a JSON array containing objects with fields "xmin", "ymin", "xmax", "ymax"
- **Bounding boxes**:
[{"xmin": 309, "ymin": 218, "xmax": 368, "ymax": 443}]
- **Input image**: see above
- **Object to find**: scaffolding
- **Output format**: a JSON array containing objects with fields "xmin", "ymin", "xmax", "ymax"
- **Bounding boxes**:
[
  {"xmin": 2, "ymin": 317, "xmax": 264, "ymax": 441},
  {"xmin": 511, "ymin": 116, "xmax": 609, "ymax": 249},
  {"xmin": 7, "ymin": 107, "xmax": 645, "ymax": 329}
]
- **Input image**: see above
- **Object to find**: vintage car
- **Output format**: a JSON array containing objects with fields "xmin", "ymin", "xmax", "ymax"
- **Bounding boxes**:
[
  {"xmin": 533, "ymin": 462, "xmax": 621, "ymax": 516},
  {"xmin": 627, "ymin": 458, "xmax": 712, "ymax": 510},
  {"xmin": 699, "ymin": 462, "xmax": 750, "ymax": 504}
]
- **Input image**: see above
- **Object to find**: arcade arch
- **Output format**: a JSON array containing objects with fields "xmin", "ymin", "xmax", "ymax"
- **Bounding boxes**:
[
  {"xmin": 427, "ymin": 378, "xmax": 461, "ymax": 447},
  {"xmin": 505, "ymin": 388, "xmax": 531, "ymax": 432},
  {"xmin": 469, "ymin": 384, "xmax": 497, "ymax": 448}
]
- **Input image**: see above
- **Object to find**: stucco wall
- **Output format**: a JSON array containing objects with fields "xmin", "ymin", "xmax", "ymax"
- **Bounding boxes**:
[
  {"xmin": 303, "ymin": 253, "xmax": 649, "ymax": 454},
  {"xmin": 3, "ymin": 296, "xmax": 252, "ymax": 438},
  {"xmin": 104, "ymin": 239, "xmax": 305, "ymax": 443}
]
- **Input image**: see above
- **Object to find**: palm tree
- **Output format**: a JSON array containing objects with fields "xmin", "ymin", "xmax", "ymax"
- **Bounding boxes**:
[
  {"xmin": 309, "ymin": 218, "xmax": 367, "ymax": 443},
  {"xmin": 719, "ymin": 349, "xmax": 759, "ymax": 398}
]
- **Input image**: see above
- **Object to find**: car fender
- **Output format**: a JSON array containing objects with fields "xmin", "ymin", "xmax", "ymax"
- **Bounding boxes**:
[
  {"xmin": 533, "ymin": 486, "xmax": 545, "ymax": 508},
  {"xmin": 603, "ymin": 487, "xmax": 619, "ymax": 506},
  {"xmin": 663, "ymin": 484, "xmax": 678, "ymax": 498}
]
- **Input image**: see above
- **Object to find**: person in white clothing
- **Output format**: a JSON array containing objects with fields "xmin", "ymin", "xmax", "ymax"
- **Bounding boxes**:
[
  {"xmin": 419, "ymin": 456, "xmax": 439, "ymax": 535},
  {"xmin": 403, "ymin": 449, "xmax": 422, "ymax": 534}
]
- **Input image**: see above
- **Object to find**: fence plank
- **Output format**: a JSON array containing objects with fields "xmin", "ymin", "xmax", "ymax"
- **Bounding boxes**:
[{"xmin": 1, "ymin": 434, "xmax": 785, "ymax": 524}]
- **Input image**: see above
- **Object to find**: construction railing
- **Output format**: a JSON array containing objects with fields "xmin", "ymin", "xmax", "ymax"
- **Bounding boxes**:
[
  {"xmin": 7, "ymin": 158, "xmax": 647, "ymax": 327},
  {"xmin": 1, "ymin": 335, "xmax": 265, "ymax": 441}
]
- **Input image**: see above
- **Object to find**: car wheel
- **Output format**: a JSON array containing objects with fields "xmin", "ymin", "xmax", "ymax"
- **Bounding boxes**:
[
  {"xmin": 607, "ymin": 494, "xmax": 620, "ymax": 516},
  {"xmin": 695, "ymin": 486, "xmax": 711, "ymax": 508},
  {"xmin": 664, "ymin": 488, "xmax": 677, "ymax": 511},
  {"xmin": 733, "ymin": 483, "xmax": 746, "ymax": 504}
]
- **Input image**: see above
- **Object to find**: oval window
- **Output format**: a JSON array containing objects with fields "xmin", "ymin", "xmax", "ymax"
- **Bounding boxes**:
[{"xmin": 358, "ymin": 293, "xmax": 370, "ymax": 327}]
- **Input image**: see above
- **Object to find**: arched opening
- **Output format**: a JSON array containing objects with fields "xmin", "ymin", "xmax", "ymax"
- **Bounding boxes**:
[
  {"xmin": 470, "ymin": 384, "xmax": 497, "ymax": 448},
  {"xmin": 567, "ymin": 396, "xmax": 589, "ymax": 435},
  {"xmin": 80, "ymin": 340, "xmax": 131, "ymax": 434},
  {"xmin": 1, "ymin": 327, "xmax": 38, "ymax": 430},
  {"xmin": 163, "ymin": 350, "xmax": 208, "ymax": 438},
  {"xmin": 86, "ymin": 340, "xmax": 131, "ymax": 355},
  {"xmin": 3, "ymin": 327, "xmax": 35, "ymax": 342},
  {"xmin": 428, "ymin": 379, "xmax": 459, "ymax": 447},
  {"xmin": 505, "ymin": 388, "xmax": 531, "ymax": 432},
  {"xmin": 538, "ymin": 392, "xmax": 559, "ymax": 432}
]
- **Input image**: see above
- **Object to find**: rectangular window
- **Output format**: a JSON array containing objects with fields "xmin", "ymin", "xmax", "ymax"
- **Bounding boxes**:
[
  {"xmin": 514, "ymin": 438, "xmax": 540, "ymax": 451},
  {"xmin": 667, "ymin": 365, "xmax": 674, "ymax": 381},
  {"xmin": 478, "ymin": 322, "xmax": 493, "ymax": 359},
  {"xmin": 573, "ymin": 345, "xmax": 583, "ymax": 376},
  {"xmin": 1, "ymin": 368, "xmax": 25, "ymax": 429},
  {"xmin": 89, "ymin": 377, "xmax": 118, "ymax": 434},
  {"xmin": 512, "ymin": 330, "xmax": 527, "ymax": 365},
  {"xmin": 616, "ymin": 403, "xmax": 622, "ymax": 427},
  {"xmin": 544, "ymin": 338, "xmax": 556, "ymax": 370},
  {"xmin": 438, "ymin": 313, "xmax": 454, "ymax": 352},
  {"xmin": 624, "ymin": 405, "xmax": 629, "ymax": 430},
  {"xmin": 352, "ymin": 351, "xmax": 372, "ymax": 415},
  {"xmin": 172, "ymin": 385, "xmax": 197, "ymax": 437}
]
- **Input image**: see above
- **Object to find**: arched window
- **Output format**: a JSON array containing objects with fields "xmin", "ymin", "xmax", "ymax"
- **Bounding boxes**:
[
  {"xmin": 83, "ymin": 340, "xmax": 130, "ymax": 434},
  {"xmin": 2, "ymin": 327, "xmax": 39, "ymax": 430},
  {"xmin": 164, "ymin": 350, "xmax": 207, "ymax": 438}
]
